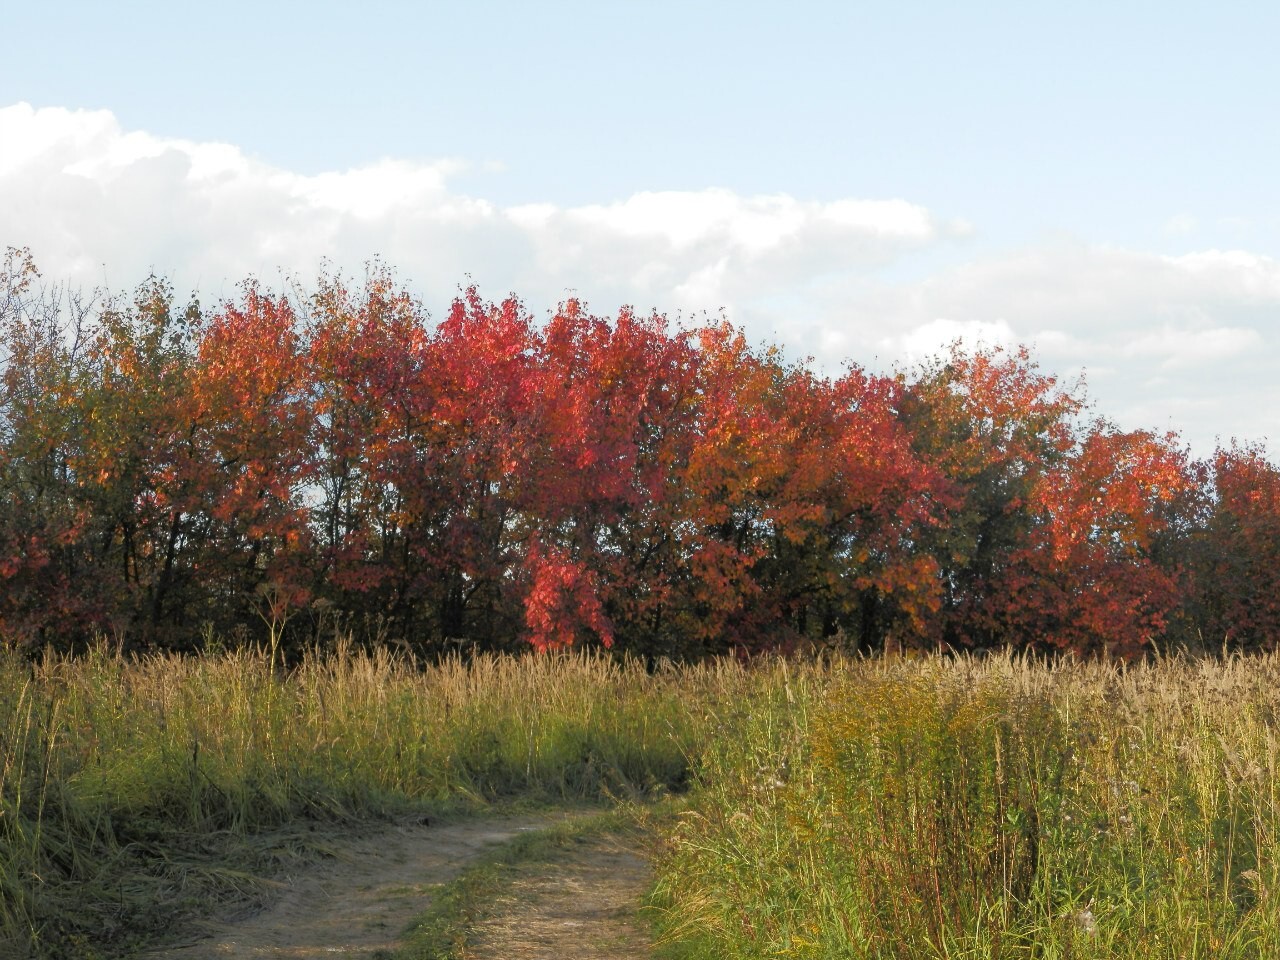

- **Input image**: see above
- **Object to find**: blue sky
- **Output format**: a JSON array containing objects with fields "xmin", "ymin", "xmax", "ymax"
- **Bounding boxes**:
[{"xmin": 3, "ymin": 1, "xmax": 1278, "ymax": 454}]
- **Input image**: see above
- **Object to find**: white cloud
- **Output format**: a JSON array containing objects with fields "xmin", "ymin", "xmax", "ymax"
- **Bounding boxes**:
[
  {"xmin": 1123, "ymin": 324, "xmax": 1263, "ymax": 369},
  {"xmin": 886, "ymin": 317, "xmax": 1017, "ymax": 365},
  {"xmin": 0, "ymin": 103, "xmax": 940, "ymax": 310},
  {"xmin": 2, "ymin": 102, "xmax": 1277, "ymax": 456},
  {"xmin": 801, "ymin": 240, "xmax": 1280, "ymax": 452}
]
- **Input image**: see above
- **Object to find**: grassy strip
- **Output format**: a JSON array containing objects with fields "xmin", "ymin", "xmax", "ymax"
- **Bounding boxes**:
[{"xmin": 394, "ymin": 806, "xmax": 649, "ymax": 960}]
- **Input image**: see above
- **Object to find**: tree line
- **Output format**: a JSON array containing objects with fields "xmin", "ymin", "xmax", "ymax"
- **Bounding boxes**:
[{"xmin": 1, "ymin": 247, "xmax": 1276, "ymax": 659}]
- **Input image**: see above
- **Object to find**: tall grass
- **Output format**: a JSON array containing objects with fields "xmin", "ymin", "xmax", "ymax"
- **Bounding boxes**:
[
  {"xmin": 651, "ymin": 653, "xmax": 1280, "ymax": 958},
  {"xmin": 0, "ymin": 642, "xmax": 709, "ymax": 958},
  {"xmin": 9, "ymin": 644, "xmax": 1280, "ymax": 959}
]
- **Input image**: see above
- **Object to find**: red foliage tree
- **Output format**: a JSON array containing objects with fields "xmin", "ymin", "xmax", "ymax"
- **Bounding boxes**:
[
  {"xmin": 305, "ymin": 268, "xmax": 438, "ymax": 635},
  {"xmin": 901, "ymin": 344, "xmax": 1084, "ymax": 650},
  {"xmin": 671, "ymin": 326, "xmax": 946, "ymax": 654},
  {"xmin": 533, "ymin": 298, "xmax": 700, "ymax": 654},
  {"xmin": 428, "ymin": 287, "xmax": 547, "ymax": 647},
  {"xmin": 1003, "ymin": 424, "xmax": 1198, "ymax": 657}
]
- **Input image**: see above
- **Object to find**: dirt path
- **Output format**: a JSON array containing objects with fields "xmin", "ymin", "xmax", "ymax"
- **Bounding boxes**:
[
  {"xmin": 139, "ymin": 812, "xmax": 657, "ymax": 960},
  {"xmin": 142, "ymin": 813, "xmax": 557, "ymax": 960},
  {"xmin": 462, "ymin": 832, "xmax": 655, "ymax": 960}
]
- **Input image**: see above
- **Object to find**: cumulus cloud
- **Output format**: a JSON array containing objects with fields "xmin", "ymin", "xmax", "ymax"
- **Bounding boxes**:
[
  {"xmin": 2, "ymin": 102, "xmax": 1277, "ymax": 455},
  {"xmin": 0, "ymin": 102, "xmax": 942, "ymax": 309}
]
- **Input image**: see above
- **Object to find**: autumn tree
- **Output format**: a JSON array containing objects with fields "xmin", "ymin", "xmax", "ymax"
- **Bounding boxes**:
[
  {"xmin": 665, "ymin": 326, "xmax": 946, "ymax": 655},
  {"xmin": 901, "ymin": 345, "xmax": 1201, "ymax": 657},
  {"xmin": 305, "ymin": 268, "xmax": 441, "ymax": 641},
  {"xmin": 424, "ymin": 287, "xmax": 548, "ymax": 648},
  {"xmin": 1002, "ymin": 423, "xmax": 1199, "ymax": 657},
  {"xmin": 3, "ymin": 253, "xmax": 1273, "ymax": 660},
  {"xmin": 527, "ymin": 300, "xmax": 682, "ymax": 651},
  {"xmin": 182, "ymin": 286, "xmax": 314, "ymax": 644},
  {"xmin": 61, "ymin": 278, "xmax": 210, "ymax": 645},
  {"xmin": 748, "ymin": 366, "xmax": 946, "ymax": 654},
  {"xmin": 900, "ymin": 345, "xmax": 1084, "ymax": 650}
]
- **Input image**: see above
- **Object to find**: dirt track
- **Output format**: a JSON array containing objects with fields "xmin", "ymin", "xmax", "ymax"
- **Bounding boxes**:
[
  {"xmin": 140, "ymin": 813, "xmax": 653, "ymax": 960},
  {"xmin": 142, "ymin": 814, "xmax": 552, "ymax": 958},
  {"xmin": 462, "ymin": 833, "xmax": 654, "ymax": 960}
]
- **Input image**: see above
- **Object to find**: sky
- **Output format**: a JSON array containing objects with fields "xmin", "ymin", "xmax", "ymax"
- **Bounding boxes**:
[{"xmin": 2, "ymin": 0, "xmax": 1278, "ymax": 456}]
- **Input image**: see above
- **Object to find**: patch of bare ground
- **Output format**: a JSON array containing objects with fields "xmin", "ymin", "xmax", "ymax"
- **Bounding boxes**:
[
  {"xmin": 461, "ymin": 832, "xmax": 654, "ymax": 960},
  {"xmin": 142, "ymin": 813, "xmax": 557, "ymax": 960}
]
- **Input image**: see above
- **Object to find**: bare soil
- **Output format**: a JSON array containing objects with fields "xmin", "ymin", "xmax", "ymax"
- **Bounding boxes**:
[{"xmin": 142, "ymin": 813, "xmax": 556, "ymax": 960}]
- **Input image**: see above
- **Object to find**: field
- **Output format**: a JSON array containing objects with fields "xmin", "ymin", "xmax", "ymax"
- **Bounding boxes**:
[{"xmin": 3, "ymin": 646, "xmax": 1280, "ymax": 958}]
